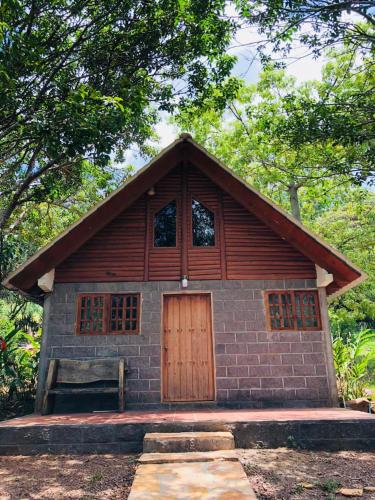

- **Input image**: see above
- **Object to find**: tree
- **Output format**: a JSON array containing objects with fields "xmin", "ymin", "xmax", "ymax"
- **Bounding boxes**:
[
  {"xmin": 230, "ymin": 3, "xmax": 375, "ymax": 184},
  {"xmin": 276, "ymin": 49, "xmax": 375, "ymax": 185},
  {"xmin": 176, "ymin": 66, "xmax": 366, "ymax": 217},
  {"xmin": 313, "ymin": 187, "xmax": 375, "ymax": 328},
  {"xmin": 235, "ymin": 0, "xmax": 375, "ymax": 56},
  {"xmin": 0, "ymin": 0, "xmax": 235, "ymax": 233}
]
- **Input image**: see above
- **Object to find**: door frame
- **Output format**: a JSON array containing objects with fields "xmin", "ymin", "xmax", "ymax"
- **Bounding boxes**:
[{"xmin": 160, "ymin": 291, "xmax": 216, "ymax": 403}]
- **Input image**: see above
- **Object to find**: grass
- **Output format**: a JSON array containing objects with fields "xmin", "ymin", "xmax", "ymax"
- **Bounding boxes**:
[
  {"xmin": 87, "ymin": 473, "xmax": 103, "ymax": 486},
  {"xmin": 318, "ymin": 479, "xmax": 341, "ymax": 493},
  {"xmin": 292, "ymin": 483, "xmax": 304, "ymax": 495}
]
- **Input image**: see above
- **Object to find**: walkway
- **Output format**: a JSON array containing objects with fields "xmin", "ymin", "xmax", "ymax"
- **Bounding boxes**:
[{"xmin": 129, "ymin": 460, "xmax": 257, "ymax": 499}]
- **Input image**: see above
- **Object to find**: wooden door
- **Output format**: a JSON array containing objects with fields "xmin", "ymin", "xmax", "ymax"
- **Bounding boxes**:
[{"xmin": 162, "ymin": 294, "xmax": 215, "ymax": 402}]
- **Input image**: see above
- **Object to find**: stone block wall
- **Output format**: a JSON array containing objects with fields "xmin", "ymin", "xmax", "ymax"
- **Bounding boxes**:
[{"xmin": 37, "ymin": 279, "xmax": 334, "ymax": 410}]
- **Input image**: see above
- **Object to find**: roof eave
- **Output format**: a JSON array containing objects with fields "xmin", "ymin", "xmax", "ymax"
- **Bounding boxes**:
[
  {"xmin": 327, "ymin": 272, "xmax": 368, "ymax": 301},
  {"xmin": 2, "ymin": 134, "xmax": 366, "ymax": 298}
]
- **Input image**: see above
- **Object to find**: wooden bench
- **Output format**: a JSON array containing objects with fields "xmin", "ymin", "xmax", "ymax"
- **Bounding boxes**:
[{"xmin": 42, "ymin": 358, "xmax": 125, "ymax": 415}]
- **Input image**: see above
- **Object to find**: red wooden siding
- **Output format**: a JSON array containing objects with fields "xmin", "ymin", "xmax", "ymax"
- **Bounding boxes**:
[
  {"xmin": 55, "ymin": 163, "xmax": 316, "ymax": 282},
  {"xmin": 223, "ymin": 195, "xmax": 315, "ymax": 279},
  {"xmin": 55, "ymin": 196, "xmax": 146, "ymax": 282}
]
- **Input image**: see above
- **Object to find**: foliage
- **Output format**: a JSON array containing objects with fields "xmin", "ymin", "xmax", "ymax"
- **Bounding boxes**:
[
  {"xmin": 0, "ymin": 161, "xmax": 134, "ymax": 283},
  {"xmin": 177, "ymin": 52, "xmax": 375, "ymax": 186},
  {"xmin": 0, "ymin": 319, "xmax": 40, "ymax": 397},
  {"xmin": 313, "ymin": 188, "xmax": 375, "ymax": 328},
  {"xmin": 333, "ymin": 329, "xmax": 375, "ymax": 401},
  {"xmin": 0, "ymin": 0, "xmax": 235, "ymax": 232},
  {"xmin": 229, "ymin": 2, "xmax": 375, "ymax": 185},
  {"xmin": 235, "ymin": 1, "xmax": 375, "ymax": 56},
  {"xmin": 318, "ymin": 479, "xmax": 341, "ymax": 494},
  {"xmin": 274, "ymin": 49, "xmax": 375, "ymax": 185}
]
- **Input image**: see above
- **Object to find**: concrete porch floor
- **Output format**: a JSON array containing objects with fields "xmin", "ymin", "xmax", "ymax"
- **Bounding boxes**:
[
  {"xmin": 1, "ymin": 407, "xmax": 373, "ymax": 427},
  {"xmin": 0, "ymin": 408, "xmax": 374, "ymax": 455}
]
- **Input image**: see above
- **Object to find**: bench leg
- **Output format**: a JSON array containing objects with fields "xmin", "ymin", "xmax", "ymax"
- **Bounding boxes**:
[
  {"xmin": 41, "ymin": 391, "xmax": 53, "ymax": 415},
  {"xmin": 42, "ymin": 359, "xmax": 58, "ymax": 415},
  {"xmin": 119, "ymin": 358, "xmax": 125, "ymax": 412}
]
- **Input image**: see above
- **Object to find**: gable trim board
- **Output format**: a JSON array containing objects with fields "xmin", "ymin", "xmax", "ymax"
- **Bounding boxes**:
[{"xmin": 2, "ymin": 134, "xmax": 366, "ymax": 299}]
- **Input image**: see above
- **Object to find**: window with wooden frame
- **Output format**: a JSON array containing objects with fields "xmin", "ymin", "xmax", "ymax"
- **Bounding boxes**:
[
  {"xmin": 265, "ymin": 290, "xmax": 321, "ymax": 331},
  {"xmin": 76, "ymin": 293, "xmax": 140, "ymax": 335},
  {"xmin": 191, "ymin": 199, "xmax": 215, "ymax": 247},
  {"xmin": 109, "ymin": 294, "xmax": 139, "ymax": 334}
]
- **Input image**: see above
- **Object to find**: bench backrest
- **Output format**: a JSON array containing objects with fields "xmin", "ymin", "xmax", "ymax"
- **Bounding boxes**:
[{"xmin": 55, "ymin": 358, "xmax": 122, "ymax": 384}]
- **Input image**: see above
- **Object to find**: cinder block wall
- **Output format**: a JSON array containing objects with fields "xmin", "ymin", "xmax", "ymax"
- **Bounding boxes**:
[{"xmin": 36, "ymin": 279, "xmax": 334, "ymax": 411}]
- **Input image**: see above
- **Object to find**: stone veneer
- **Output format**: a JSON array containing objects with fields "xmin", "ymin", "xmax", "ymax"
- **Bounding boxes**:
[{"xmin": 36, "ymin": 279, "xmax": 335, "ymax": 411}]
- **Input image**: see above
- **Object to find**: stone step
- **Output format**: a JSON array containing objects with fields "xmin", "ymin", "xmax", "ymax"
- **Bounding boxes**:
[
  {"xmin": 143, "ymin": 431, "xmax": 235, "ymax": 453},
  {"xmin": 139, "ymin": 449, "xmax": 238, "ymax": 464}
]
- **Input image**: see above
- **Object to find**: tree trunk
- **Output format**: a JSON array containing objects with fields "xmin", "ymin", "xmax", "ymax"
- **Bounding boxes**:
[{"xmin": 288, "ymin": 184, "xmax": 301, "ymax": 221}]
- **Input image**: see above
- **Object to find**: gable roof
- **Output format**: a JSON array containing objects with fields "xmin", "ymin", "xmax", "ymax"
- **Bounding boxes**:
[{"xmin": 3, "ymin": 134, "xmax": 366, "ymax": 299}]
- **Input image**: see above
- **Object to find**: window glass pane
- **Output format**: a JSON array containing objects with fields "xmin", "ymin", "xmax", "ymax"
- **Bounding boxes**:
[
  {"xmin": 192, "ymin": 199, "xmax": 215, "ymax": 246},
  {"xmin": 154, "ymin": 201, "xmax": 176, "ymax": 247}
]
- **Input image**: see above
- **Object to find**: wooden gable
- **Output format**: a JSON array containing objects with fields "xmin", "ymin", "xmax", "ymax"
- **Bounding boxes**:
[
  {"xmin": 3, "ymin": 135, "xmax": 365, "ymax": 297},
  {"xmin": 55, "ymin": 163, "xmax": 315, "ymax": 283}
]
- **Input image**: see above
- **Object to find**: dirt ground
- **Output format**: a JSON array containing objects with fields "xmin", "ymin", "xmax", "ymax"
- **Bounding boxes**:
[
  {"xmin": 239, "ymin": 448, "xmax": 375, "ymax": 499},
  {"xmin": 0, "ymin": 454, "xmax": 137, "ymax": 499},
  {"xmin": 0, "ymin": 449, "xmax": 374, "ymax": 499}
]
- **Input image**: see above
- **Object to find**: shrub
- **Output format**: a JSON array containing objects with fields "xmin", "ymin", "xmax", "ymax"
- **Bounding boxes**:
[
  {"xmin": 333, "ymin": 328, "xmax": 375, "ymax": 402},
  {"xmin": 0, "ymin": 319, "xmax": 40, "ymax": 398}
]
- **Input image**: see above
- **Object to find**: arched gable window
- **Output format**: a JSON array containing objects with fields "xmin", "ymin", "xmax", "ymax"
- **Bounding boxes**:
[
  {"xmin": 154, "ymin": 200, "xmax": 177, "ymax": 247},
  {"xmin": 192, "ymin": 199, "xmax": 215, "ymax": 246}
]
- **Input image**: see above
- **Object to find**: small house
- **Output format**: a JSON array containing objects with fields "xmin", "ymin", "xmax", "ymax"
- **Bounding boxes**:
[{"xmin": 3, "ymin": 134, "xmax": 365, "ymax": 412}]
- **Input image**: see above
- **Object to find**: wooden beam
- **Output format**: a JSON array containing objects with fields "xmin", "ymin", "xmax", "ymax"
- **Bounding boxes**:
[
  {"xmin": 316, "ymin": 265, "xmax": 334, "ymax": 288},
  {"xmin": 181, "ymin": 161, "xmax": 188, "ymax": 278},
  {"xmin": 37, "ymin": 269, "xmax": 55, "ymax": 292},
  {"xmin": 318, "ymin": 287, "xmax": 339, "ymax": 407}
]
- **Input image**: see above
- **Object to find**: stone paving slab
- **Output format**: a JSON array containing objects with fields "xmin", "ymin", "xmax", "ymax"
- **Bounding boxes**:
[
  {"xmin": 138, "ymin": 449, "xmax": 238, "ymax": 464},
  {"xmin": 128, "ymin": 460, "xmax": 257, "ymax": 499}
]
